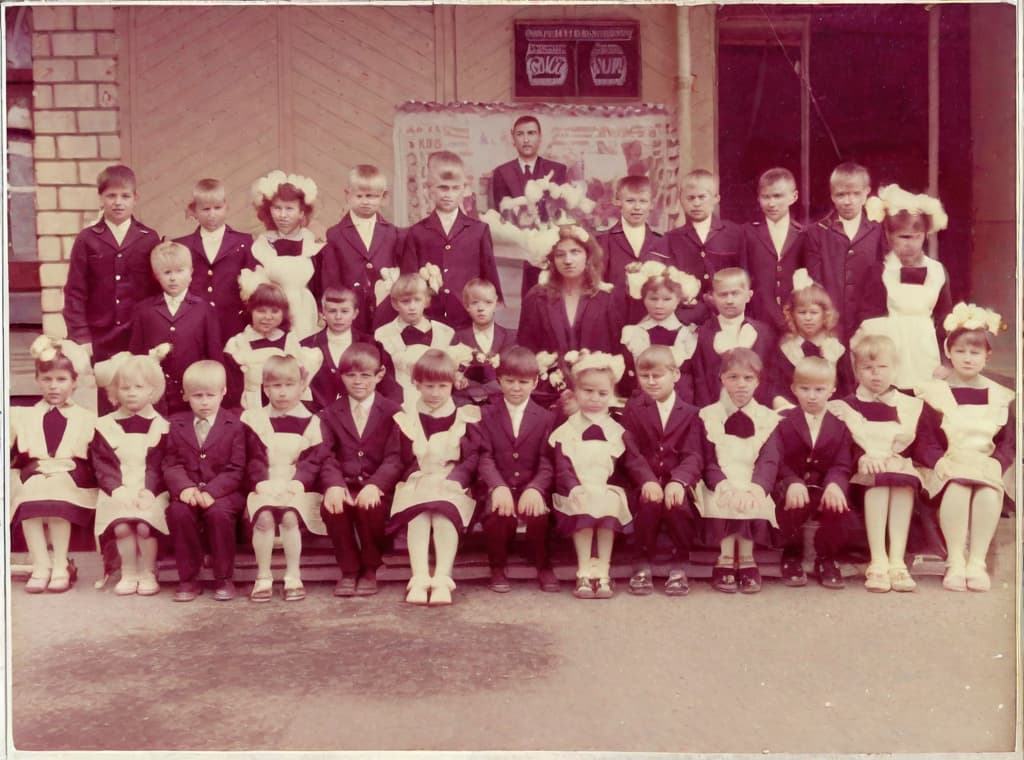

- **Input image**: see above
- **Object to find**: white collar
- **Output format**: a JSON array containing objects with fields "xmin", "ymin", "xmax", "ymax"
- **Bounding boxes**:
[
  {"xmin": 435, "ymin": 208, "xmax": 459, "ymax": 226},
  {"xmin": 402, "ymin": 318, "xmax": 432, "ymax": 333},
  {"xmin": 504, "ymin": 397, "xmax": 528, "ymax": 416},
  {"xmin": 765, "ymin": 215, "xmax": 789, "ymax": 231},
  {"xmin": 350, "ymin": 393, "xmax": 375, "ymax": 410},
  {"xmin": 267, "ymin": 404, "xmax": 311, "ymax": 419},
  {"xmin": 473, "ymin": 323, "xmax": 494, "ymax": 336},
  {"xmin": 580, "ymin": 411, "xmax": 610, "ymax": 426},
  {"xmin": 691, "ymin": 217, "xmax": 712, "ymax": 234},
  {"xmin": 639, "ymin": 314, "xmax": 682, "ymax": 330},
  {"xmin": 655, "ymin": 391, "xmax": 677, "ymax": 411},
  {"xmin": 105, "ymin": 217, "xmax": 131, "ymax": 236},
  {"xmin": 164, "ymin": 291, "xmax": 186, "ymax": 305},
  {"xmin": 855, "ymin": 385, "xmax": 897, "ymax": 403},
  {"xmin": 244, "ymin": 325, "xmax": 285, "ymax": 342},
  {"xmin": 326, "ymin": 329, "xmax": 352, "ymax": 342},
  {"xmin": 194, "ymin": 411, "xmax": 218, "ymax": 426},
  {"xmin": 717, "ymin": 313, "xmax": 744, "ymax": 329},
  {"xmin": 114, "ymin": 405, "xmax": 157, "ymax": 419},
  {"xmin": 200, "ymin": 225, "xmax": 225, "ymax": 240},
  {"xmin": 270, "ymin": 228, "xmax": 305, "ymax": 242},
  {"xmin": 417, "ymin": 398, "xmax": 456, "ymax": 418}
]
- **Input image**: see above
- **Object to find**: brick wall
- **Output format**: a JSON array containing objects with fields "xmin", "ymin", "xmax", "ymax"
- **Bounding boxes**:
[{"xmin": 31, "ymin": 5, "xmax": 120, "ymax": 338}]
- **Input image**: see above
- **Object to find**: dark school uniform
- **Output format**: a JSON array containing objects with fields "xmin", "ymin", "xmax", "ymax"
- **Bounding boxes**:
[
  {"xmin": 773, "ymin": 407, "xmax": 856, "ymax": 560},
  {"xmin": 490, "ymin": 156, "xmax": 569, "ymax": 299},
  {"xmin": 317, "ymin": 212, "xmax": 403, "ymax": 333},
  {"xmin": 453, "ymin": 323, "xmax": 517, "ymax": 405},
  {"xmin": 63, "ymin": 216, "xmax": 162, "ymax": 361},
  {"xmin": 163, "ymin": 409, "xmax": 246, "ymax": 583},
  {"xmin": 765, "ymin": 336, "xmax": 855, "ymax": 408},
  {"xmin": 299, "ymin": 327, "xmax": 373, "ymax": 413},
  {"xmin": 744, "ymin": 216, "xmax": 806, "ymax": 333},
  {"xmin": 804, "ymin": 211, "xmax": 884, "ymax": 339},
  {"xmin": 597, "ymin": 220, "xmax": 669, "ymax": 323},
  {"xmin": 473, "ymin": 399, "xmax": 557, "ymax": 572},
  {"xmin": 620, "ymin": 392, "xmax": 703, "ymax": 566},
  {"xmin": 129, "ymin": 293, "xmax": 224, "ymax": 416},
  {"xmin": 174, "ymin": 225, "xmax": 256, "ymax": 342},
  {"xmin": 658, "ymin": 215, "xmax": 748, "ymax": 325},
  {"xmin": 401, "ymin": 210, "xmax": 503, "ymax": 330},
  {"xmin": 319, "ymin": 394, "xmax": 404, "ymax": 578},
  {"xmin": 619, "ymin": 316, "xmax": 698, "ymax": 403},
  {"xmin": 691, "ymin": 316, "xmax": 776, "ymax": 407}
]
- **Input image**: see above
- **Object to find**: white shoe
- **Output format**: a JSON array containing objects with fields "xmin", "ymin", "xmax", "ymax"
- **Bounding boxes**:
[
  {"xmin": 405, "ymin": 575, "xmax": 430, "ymax": 605},
  {"xmin": 888, "ymin": 566, "xmax": 917, "ymax": 592},
  {"xmin": 114, "ymin": 575, "xmax": 138, "ymax": 596},
  {"xmin": 965, "ymin": 561, "xmax": 991, "ymax": 592},
  {"xmin": 136, "ymin": 572, "xmax": 160, "ymax": 596},
  {"xmin": 428, "ymin": 576, "xmax": 455, "ymax": 606}
]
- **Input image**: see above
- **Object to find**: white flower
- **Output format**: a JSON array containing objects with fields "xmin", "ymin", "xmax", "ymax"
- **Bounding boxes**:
[
  {"xmin": 488, "ymin": 355, "xmax": 501, "ymax": 369},
  {"xmin": 535, "ymin": 351, "xmax": 559, "ymax": 373},
  {"xmin": 238, "ymin": 266, "xmax": 271, "ymax": 301},
  {"xmin": 547, "ymin": 369, "xmax": 565, "ymax": 390},
  {"xmin": 375, "ymin": 267, "xmax": 401, "ymax": 306},
  {"xmin": 29, "ymin": 335, "xmax": 59, "ymax": 362},
  {"xmin": 567, "ymin": 350, "xmax": 625, "ymax": 383},
  {"xmin": 418, "ymin": 263, "xmax": 443, "ymax": 294},
  {"xmin": 791, "ymin": 268, "xmax": 815, "ymax": 292},
  {"xmin": 149, "ymin": 342, "xmax": 173, "ymax": 361},
  {"xmin": 523, "ymin": 179, "xmax": 545, "ymax": 205},
  {"xmin": 447, "ymin": 343, "xmax": 473, "ymax": 368},
  {"xmin": 578, "ymin": 197, "xmax": 596, "ymax": 215},
  {"xmin": 537, "ymin": 269, "xmax": 551, "ymax": 287},
  {"xmin": 563, "ymin": 350, "xmax": 581, "ymax": 366},
  {"xmin": 821, "ymin": 338, "xmax": 845, "ymax": 364},
  {"xmin": 875, "ymin": 184, "xmax": 947, "ymax": 231},
  {"xmin": 943, "ymin": 302, "xmax": 1002, "ymax": 335},
  {"xmin": 864, "ymin": 196, "xmax": 886, "ymax": 224}
]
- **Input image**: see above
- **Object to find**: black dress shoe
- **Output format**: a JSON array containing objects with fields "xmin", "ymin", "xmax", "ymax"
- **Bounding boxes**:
[
  {"xmin": 174, "ymin": 581, "xmax": 202, "ymax": 603},
  {"xmin": 780, "ymin": 555, "xmax": 808, "ymax": 587},
  {"xmin": 213, "ymin": 579, "xmax": 236, "ymax": 601},
  {"xmin": 537, "ymin": 568, "xmax": 561, "ymax": 592},
  {"xmin": 488, "ymin": 569, "xmax": 511, "ymax": 593},
  {"xmin": 815, "ymin": 558, "xmax": 845, "ymax": 590}
]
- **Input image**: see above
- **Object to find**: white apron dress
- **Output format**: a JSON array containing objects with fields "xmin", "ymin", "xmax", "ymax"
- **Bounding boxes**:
[
  {"xmin": 224, "ymin": 326, "xmax": 306, "ymax": 410},
  {"xmin": 374, "ymin": 318, "xmax": 455, "ymax": 405},
  {"xmin": 248, "ymin": 228, "xmax": 323, "ymax": 339},
  {"xmin": 620, "ymin": 315, "xmax": 698, "ymax": 366}
]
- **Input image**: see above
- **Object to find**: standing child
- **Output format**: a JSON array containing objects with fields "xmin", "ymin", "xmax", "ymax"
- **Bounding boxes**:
[
  {"xmin": 660, "ymin": 169, "xmax": 747, "ymax": 325},
  {"xmin": 223, "ymin": 282, "xmax": 304, "ymax": 410},
  {"xmin": 174, "ymin": 178, "xmax": 256, "ymax": 342},
  {"xmin": 129, "ymin": 241, "xmax": 223, "ymax": 415},
  {"xmin": 745, "ymin": 167, "xmax": 806, "ymax": 333},
  {"xmin": 301, "ymin": 287, "xmax": 372, "ymax": 412},
  {"xmin": 319, "ymin": 343, "xmax": 404, "ymax": 596},
  {"xmin": 697, "ymin": 348, "xmax": 781, "ymax": 594},
  {"xmin": 916, "ymin": 305, "xmax": 1014, "ymax": 592},
  {"xmin": 773, "ymin": 357, "xmax": 855, "ymax": 589},
  {"xmin": 766, "ymin": 278, "xmax": 854, "ymax": 409},
  {"xmin": 90, "ymin": 353, "xmax": 170, "ymax": 596},
  {"xmin": 62, "ymin": 165, "xmax": 160, "ymax": 412},
  {"xmin": 453, "ymin": 278, "xmax": 516, "ymax": 405},
  {"xmin": 474, "ymin": 346, "xmax": 560, "ymax": 593},
  {"xmin": 10, "ymin": 338, "xmax": 97, "ymax": 593},
  {"xmin": 318, "ymin": 165, "xmax": 402, "ymax": 334},
  {"xmin": 244, "ymin": 170, "xmax": 323, "ymax": 339},
  {"xmin": 621, "ymin": 346, "xmax": 703, "ymax": 596},
  {"xmin": 389, "ymin": 349, "xmax": 482, "ymax": 606},
  {"xmin": 374, "ymin": 271, "xmax": 457, "ymax": 405},
  {"xmin": 854, "ymin": 185, "xmax": 953, "ymax": 389},
  {"xmin": 805, "ymin": 162, "xmax": 884, "ymax": 340},
  {"xmin": 619, "ymin": 263, "xmax": 700, "ymax": 402},
  {"xmin": 827, "ymin": 335, "xmax": 943, "ymax": 593},
  {"xmin": 402, "ymin": 150, "xmax": 503, "ymax": 330},
  {"xmin": 242, "ymin": 355, "xmax": 327, "ymax": 602},
  {"xmin": 691, "ymin": 268, "xmax": 775, "ymax": 407},
  {"xmin": 549, "ymin": 352, "xmax": 644, "ymax": 599},
  {"xmin": 163, "ymin": 360, "xmax": 247, "ymax": 602}
]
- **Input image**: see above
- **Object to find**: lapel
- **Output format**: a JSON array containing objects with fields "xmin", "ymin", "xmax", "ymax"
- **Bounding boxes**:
[
  {"xmin": 201, "ymin": 410, "xmax": 229, "ymax": 451},
  {"xmin": 310, "ymin": 329, "xmax": 336, "ymax": 369},
  {"xmin": 492, "ymin": 324, "xmax": 512, "ymax": 352},
  {"xmin": 340, "ymin": 398, "xmax": 361, "ymax": 440},
  {"xmin": 154, "ymin": 296, "xmax": 173, "ymax": 322},
  {"xmin": 546, "ymin": 296, "xmax": 572, "ymax": 353},
  {"xmin": 752, "ymin": 222, "xmax": 775, "ymax": 256},
  {"xmin": 175, "ymin": 415, "xmax": 201, "ymax": 451},
  {"xmin": 787, "ymin": 409, "xmax": 813, "ymax": 449},
  {"xmin": 816, "ymin": 411, "xmax": 842, "ymax": 452},
  {"xmin": 781, "ymin": 220, "xmax": 803, "ymax": 259},
  {"xmin": 494, "ymin": 402, "xmax": 517, "ymax": 444},
  {"xmin": 663, "ymin": 395, "xmax": 690, "ymax": 439},
  {"xmin": 447, "ymin": 211, "xmax": 473, "ymax": 243},
  {"xmin": 704, "ymin": 216, "xmax": 726, "ymax": 245},
  {"xmin": 367, "ymin": 217, "xmax": 392, "ymax": 261},
  {"xmin": 214, "ymin": 226, "xmax": 245, "ymax": 264},
  {"xmin": 340, "ymin": 214, "xmax": 371, "ymax": 257},
  {"xmin": 119, "ymin": 218, "xmax": 149, "ymax": 251},
  {"xmin": 502, "ymin": 162, "xmax": 526, "ymax": 197}
]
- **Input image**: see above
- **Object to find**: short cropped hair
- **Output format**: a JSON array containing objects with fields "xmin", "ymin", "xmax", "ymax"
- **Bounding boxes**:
[
  {"xmin": 321, "ymin": 286, "xmax": 358, "ymax": 310},
  {"xmin": 338, "ymin": 342, "xmax": 383, "ymax": 374},
  {"xmin": 635, "ymin": 345, "xmax": 679, "ymax": 373},
  {"xmin": 150, "ymin": 240, "xmax": 192, "ymax": 271},
  {"xmin": 792, "ymin": 356, "xmax": 836, "ymax": 386},
  {"xmin": 712, "ymin": 267, "xmax": 750, "ymax": 290},
  {"xmin": 183, "ymin": 360, "xmax": 227, "ymax": 392},
  {"xmin": 188, "ymin": 178, "xmax": 225, "ymax": 212},
  {"xmin": 462, "ymin": 278, "xmax": 497, "ymax": 306},
  {"xmin": 512, "ymin": 115, "xmax": 541, "ymax": 133},
  {"xmin": 720, "ymin": 347, "xmax": 763, "ymax": 377},
  {"xmin": 348, "ymin": 164, "xmax": 387, "ymax": 191},
  {"xmin": 247, "ymin": 283, "xmax": 291, "ymax": 332},
  {"xmin": 829, "ymin": 162, "xmax": 871, "ymax": 190},
  {"xmin": 758, "ymin": 167, "xmax": 796, "ymax": 191},
  {"xmin": 412, "ymin": 348, "xmax": 457, "ymax": 384},
  {"xmin": 681, "ymin": 168, "xmax": 718, "ymax": 191},
  {"xmin": 96, "ymin": 164, "xmax": 137, "ymax": 193},
  {"xmin": 850, "ymin": 334, "xmax": 898, "ymax": 369},
  {"xmin": 496, "ymin": 345, "xmax": 539, "ymax": 380},
  {"xmin": 390, "ymin": 272, "xmax": 431, "ymax": 303},
  {"xmin": 262, "ymin": 354, "xmax": 305, "ymax": 385},
  {"xmin": 616, "ymin": 175, "xmax": 652, "ymax": 196},
  {"xmin": 108, "ymin": 355, "xmax": 166, "ymax": 406},
  {"xmin": 427, "ymin": 150, "xmax": 465, "ymax": 182}
]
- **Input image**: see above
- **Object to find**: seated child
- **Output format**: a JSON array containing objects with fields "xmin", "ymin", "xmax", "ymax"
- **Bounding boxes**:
[
  {"xmin": 319, "ymin": 343, "xmax": 404, "ymax": 596},
  {"xmin": 90, "ymin": 352, "xmax": 171, "ymax": 596},
  {"xmin": 621, "ymin": 346, "xmax": 703, "ymax": 596},
  {"xmin": 619, "ymin": 262, "xmax": 699, "ymax": 402},
  {"xmin": 163, "ymin": 360, "xmax": 247, "ymax": 602},
  {"xmin": 242, "ymin": 355, "xmax": 327, "ymax": 603},
  {"xmin": 697, "ymin": 348, "xmax": 781, "ymax": 594},
  {"xmin": 548, "ymin": 352, "xmax": 647, "ymax": 599},
  {"xmin": 224, "ymin": 282, "xmax": 304, "ymax": 410},
  {"xmin": 474, "ymin": 346, "xmax": 559, "ymax": 593},
  {"xmin": 454, "ymin": 278, "xmax": 516, "ymax": 405},
  {"xmin": 766, "ymin": 278, "xmax": 854, "ymax": 409},
  {"xmin": 692, "ymin": 267, "xmax": 775, "ymax": 407},
  {"xmin": 916, "ymin": 305, "xmax": 1014, "ymax": 592},
  {"xmin": 374, "ymin": 271, "xmax": 457, "ymax": 405},
  {"xmin": 11, "ymin": 338, "xmax": 97, "ymax": 593},
  {"xmin": 318, "ymin": 164, "xmax": 402, "ymax": 334},
  {"xmin": 129, "ymin": 240, "xmax": 223, "ymax": 415},
  {"xmin": 401, "ymin": 150, "xmax": 502, "ymax": 329},
  {"xmin": 389, "ymin": 349, "xmax": 481, "ymax": 606},
  {"xmin": 174, "ymin": 177, "xmax": 256, "ymax": 341},
  {"xmin": 301, "ymin": 286, "xmax": 372, "ymax": 412},
  {"xmin": 773, "ymin": 356, "xmax": 855, "ymax": 590},
  {"xmin": 827, "ymin": 335, "xmax": 943, "ymax": 593}
]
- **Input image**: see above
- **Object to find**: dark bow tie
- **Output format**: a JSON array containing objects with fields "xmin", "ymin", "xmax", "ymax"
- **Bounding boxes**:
[
  {"xmin": 724, "ymin": 410, "xmax": 755, "ymax": 439},
  {"xmin": 116, "ymin": 414, "xmax": 153, "ymax": 435},
  {"xmin": 43, "ymin": 407, "xmax": 68, "ymax": 457},
  {"xmin": 272, "ymin": 238, "xmax": 303, "ymax": 257},
  {"xmin": 899, "ymin": 267, "xmax": 928, "ymax": 285},
  {"xmin": 269, "ymin": 416, "xmax": 309, "ymax": 435},
  {"xmin": 647, "ymin": 325, "xmax": 678, "ymax": 346},
  {"xmin": 402, "ymin": 325, "xmax": 432, "ymax": 346},
  {"xmin": 581, "ymin": 423, "xmax": 607, "ymax": 442},
  {"xmin": 250, "ymin": 335, "xmax": 285, "ymax": 350},
  {"xmin": 950, "ymin": 386, "xmax": 988, "ymax": 405},
  {"xmin": 419, "ymin": 411, "xmax": 456, "ymax": 437},
  {"xmin": 856, "ymin": 399, "xmax": 900, "ymax": 423},
  {"xmin": 801, "ymin": 341, "xmax": 823, "ymax": 358}
]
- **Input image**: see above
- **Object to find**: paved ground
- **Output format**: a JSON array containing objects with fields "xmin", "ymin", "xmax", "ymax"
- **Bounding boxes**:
[{"xmin": 4, "ymin": 518, "xmax": 1019, "ymax": 756}]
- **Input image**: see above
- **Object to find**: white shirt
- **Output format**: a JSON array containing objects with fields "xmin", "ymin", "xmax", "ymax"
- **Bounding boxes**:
[
  {"xmin": 519, "ymin": 159, "xmax": 535, "ymax": 177},
  {"xmin": 504, "ymin": 398, "xmax": 528, "ymax": 438},
  {"xmin": 164, "ymin": 292, "xmax": 185, "ymax": 316},
  {"xmin": 656, "ymin": 391, "xmax": 677, "ymax": 430},
  {"xmin": 106, "ymin": 218, "xmax": 131, "ymax": 246},
  {"xmin": 804, "ymin": 410, "xmax": 824, "ymax": 446},
  {"xmin": 766, "ymin": 216, "xmax": 790, "ymax": 257},
  {"xmin": 692, "ymin": 217, "xmax": 712, "ymax": 244},
  {"xmin": 473, "ymin": 324, "xmax": 494, "ymax": 355},
  {"xmin": 326, "ymin": 329, "xmax": 353, "ymax": 366},
  {"xmin": 200, "ymin": 225, "xmax": 225, "ymax": 264},
  {"xmin": 351, "ymin": 213, "xmax": 376, "ymax": 251},
  {"xmin": 716, "ymin": 313, "xmax": 744, "ymax": 342},
  {"xmin": 350, "ymin": 394, "xmax": 375, "ymax": 435},
  {"xmin": 622, "ymin": 219, "xmax": 646, "ymax": 257},
  {"xmin": 436, "ymin": 208, "xmax": 458, "ymax": 236},
  {"xmin": 268, "ymin": 404, "xmax": 311, "ymax": 419},
  {"xmin": 840, "ymin": 216, "xmax": 860, "ymax": 241}
]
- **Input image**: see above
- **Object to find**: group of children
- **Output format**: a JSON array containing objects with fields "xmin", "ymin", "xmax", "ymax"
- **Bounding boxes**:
[{"xmin": 9, "ymin": 144, "xmax": 1013, "ymax": 605}]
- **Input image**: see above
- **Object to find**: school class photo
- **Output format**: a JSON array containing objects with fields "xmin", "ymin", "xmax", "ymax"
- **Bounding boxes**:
[{"xmin": 4, "ymin": 2, "xmax": 1019, "ymax": 755}]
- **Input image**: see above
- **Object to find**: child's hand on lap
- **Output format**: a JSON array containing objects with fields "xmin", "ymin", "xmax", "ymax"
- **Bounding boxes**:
[
  {"xmin": 518, "ymin": 488, "xmax": 548, "ymax": 517},
  {"xmin": 355, "ymin": 484, "xmax": 382, "ymax": 509},
  {"xmin": 180, "ymin": 486, "xmax": 201, "ymax": 506},
  {"xmin": 323, "ymin": 486, "xmax": 348, "ymax": 514},
  {"xmin": 664, "ymin": 482, "xmax": 687, "ymax": 508},
  {"xmin": 821, "ymin": 483, "xmax": 848, "ymax": 512},
  {"xmin": 491, "ymin": 485, "xmax": 515, "ymax": 517},
  {"xmin": 785, "ymin": 482, "xmax": 810, "ymax": 510},
  {"xmin": 858, "ymin": 455, "xmax": 885, "ymax": 475},
  {"xmin": 197, "ymin": 491, "xmax": 215, "ymax": 509},
  {"xmin": 641, "ymin": 481, "xmax": 664, "ymax": 503}
]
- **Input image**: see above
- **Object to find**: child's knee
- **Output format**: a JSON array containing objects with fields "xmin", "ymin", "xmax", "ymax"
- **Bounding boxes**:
[
  {"xmin": 136, "ymin": 523, "xmax": 152, "ymax": 540},
  {"xmin": 113, "ymin": 523, "xmax": 133, "ymax": 539},
  {"xmin": 280, "ymin": 511, "xmax": 299, "ymax": 530},
  {"xmin": 253, "ymin": 511, "xmax": 276, "ymax": 531}
]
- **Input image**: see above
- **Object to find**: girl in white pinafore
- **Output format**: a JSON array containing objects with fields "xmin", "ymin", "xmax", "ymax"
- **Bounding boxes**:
[
  {"xmin": 915, "ymin": 306, "xmax": 1015, "ymax": 592},
  {"xmin": 389, "ymin": 349, "xmax": 481, "ymax": 606},
  {"xmin": 243, "ymin": 170, "xmax": 324, "ymax": 339},
  {"xmin": 90, "ymin": 351, "xmax": 171, "ymax": 596}
]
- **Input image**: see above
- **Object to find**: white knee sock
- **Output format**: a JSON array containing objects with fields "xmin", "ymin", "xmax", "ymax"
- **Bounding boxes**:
[
  {"xmin": 887, "ymin": 488, "xmax": 914, "ymax": 570},
  {"xmin": 939, "ymin": 484, "xmax": 970, "ymax": 570},
  {"xmin": 47, "ymin": 519, "xmax": 72, "ymax": 573},
  {"xmin": 138, "ymin": 534, "xmax": 158, "ymax": 576},
  {"xmin": 280, "ymin": 521, "xmax": 302, "ymax": 581},
  {"xmin": 116, "ymin": 534, "xmax": 139, "ymax": 579},
  {"xmin": 573, "ymin": 529, "xmax": 594, "ymax": 577},
  {"xmin": 22, "ymin": 518, "xmax": 50, "ymax": 574},
  {"xmin": 406, "ymin": 513, "xmax": 433, "ymax": 581},
  {"xmin": 863, "ymin": 487, "xmax": 891, "ymax": 570},
  {"xmin": 594, "ymin": 528, "xmax": 614, "ymax": 579},
  {"xmin": 967, "ymin": 487, "xmax": 1002, "ymax": 569},
  {"xmin": 431, "ymin": 514, "xmax": 459, "ymax": 580},
  {"xmin": 252, "ymin": 524, "xmax": 276, "ymax": 579},
  {"xmin": 717, "ymin": 535, "xmax": 737, "ymax": 567},
  {"xmin": 737, "ymin": 537, "xmax": 755, "ymax": 567}
]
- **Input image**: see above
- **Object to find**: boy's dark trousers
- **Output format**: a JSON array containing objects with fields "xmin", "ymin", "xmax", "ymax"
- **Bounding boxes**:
[
  {"xmin": 166, "ymin": 498, "xmax": 244, "ymax": 581},
  {"xmin": 632, "ymin": 496, "xmax": 698, "ymax": 568},
  {"xmin": 320, "ymin": 499, "xmax": 388, "ymax": 576},
  {"xmin": 481, "ymin": 501, "xmax": 554, "ymax": 571},
  {"xmin": 774, "ymin": 489, "xmax": 854, "ymax": 560}
]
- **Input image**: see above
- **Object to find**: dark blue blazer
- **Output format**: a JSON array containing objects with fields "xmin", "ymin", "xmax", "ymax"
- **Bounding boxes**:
[
  {"xmin": 174, "ymin": 225, "xmax": 256, "ymax": 342},
  {"xmin": 621, "ymin": 392, "xmax": 703, "ymax": 487},
  {"xmin": 691, "ymin": 317, "xmax": 775, "ymax": 407},
  {"xmin": 299, "ymin": 327, "xmax": 373, "ymax": 413},
  {"xmin": 162, "ymin": 409, "xmax": 246, "ymax": 505},
  {"xmin": 743, "ymin": 217, "xmax": 806, "ymax": 333},
  {"xmin": 473, "ymin": 399, "xmax": 555, "ymax": 498},
  {"xmin": 774, "ymin": 407, "xmax": 853, "ymax": 496},
  {"xmin": 319, "ymin": 394, "xmax": 404, "ymax": 494},
  {"xmin": 598, "ymin": 221, "xmax": 669, "ymax": 323}
]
